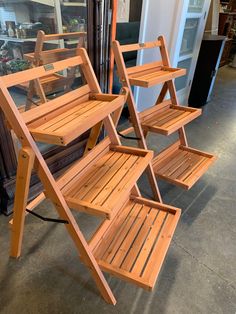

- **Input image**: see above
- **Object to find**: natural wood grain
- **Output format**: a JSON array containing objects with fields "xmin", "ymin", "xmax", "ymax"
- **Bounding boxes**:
[
  {"xmin": 26, "ymin": 92, "xmax": 125, "ymax": 146},
  {"xmin": 93, "ymin": 197, "xmax": 181, "ymax": 290},
  {"xmin": 10, "ymin": 147, "xmax": 35, "ymax": 258},
  {"xmin": 2, "ymin": 56, "xmax": 83, "ymax": 88},
  {"xmin": 129, "ymin": 67, "xmax": 186, "ymax": 88},
  {"xmin": 62, "ymin": 146, "xmax": 152, "ymax": 219},
  {"xmin": 153, "ymin": 142, "xmax": 216, "ymax": 189},
  {"xmin": 120, "ymin": 40, "xmax": 162, "ymax": 52}
]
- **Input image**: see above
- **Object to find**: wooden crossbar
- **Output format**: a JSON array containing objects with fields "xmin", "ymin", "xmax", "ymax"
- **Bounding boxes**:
[
  {"xmin": 43, "ymin": 32, "xmax": 87, "ymax": 41},
  {"xmin": 119, "ymin": 40, "xmax": 162, "ymax": 53},
  {"xmin": 3, "ymin": 56, "xmax": 82, "ymax": 88},
  {"xmin": 38, "ymin": 48, "xmax": 81, "ymax": 64}
]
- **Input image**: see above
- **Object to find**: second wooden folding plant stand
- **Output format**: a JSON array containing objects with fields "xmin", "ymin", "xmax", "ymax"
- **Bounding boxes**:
[
  {"xmin": 112, "ymin": 36, "xmax": 216, "ymax": 190},
  {"xmin": 1, "ymin": 48, "xmax": 181, "ymax": 305}
]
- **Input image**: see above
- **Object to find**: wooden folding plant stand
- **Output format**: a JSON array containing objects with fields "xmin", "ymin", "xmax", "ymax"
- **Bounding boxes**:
[
  {"xmin": 1, "ymin": 48, "xmax": 181, "ymax": 305},
  {"xmin": 112, "ymin": 36, "xmax": 216, "ymax": 190}
]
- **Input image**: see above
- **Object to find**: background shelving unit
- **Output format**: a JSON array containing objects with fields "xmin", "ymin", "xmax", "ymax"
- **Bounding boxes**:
[{"xmin": 0, "ymin": 0, "xmax": 87, "ymax": 63}]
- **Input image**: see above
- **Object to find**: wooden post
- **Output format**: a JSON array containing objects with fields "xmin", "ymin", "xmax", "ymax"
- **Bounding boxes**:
[{"xmin": 10, "ymin": 147, "xmax": 35, "ymax": 258}]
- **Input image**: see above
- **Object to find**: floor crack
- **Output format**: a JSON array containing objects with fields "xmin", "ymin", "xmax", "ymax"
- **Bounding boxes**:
[{"xmin": 173, "ymin": 239, "xmax": 236, "ymax": 290}]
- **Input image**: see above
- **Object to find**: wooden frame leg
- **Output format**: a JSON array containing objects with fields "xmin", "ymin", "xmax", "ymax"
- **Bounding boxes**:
[
  {"xmin": 10, "ymin": 147, "xmax": 35, "ymax": 258},
  {"xmin": 10, "ymin": 151, "xmax": 116, "ymax": 303},
  {"xmin": 156, "ymin": 82, "xmax": 168, "ymax": 105},
  {"xmin": 9, "ymin": 192, "xmax": 46, "ymax": 227},
  {"xmin": 84, "ymin": 88, "xmax": 128, "ymax": 155},
  {"xmin": 126, "ymin": 95, "xmax": 162, "ymax": 203},
  {"xmin": 103, "ymin": 113, "xmax": 141, "ymax": 197},
  {"xmin": 35, "ymin": 162, "xmax": 116, "ymax": 304},
  {"xmin": 167, "ymin": 80, "xmax": 188, "ymax": 146},
  {"xmin": 159, "ymin": 35, "xmax": 188, "ymax": 147},
  {"xmin": 84, "ymin": 122, "xmax": 103, "ymax": 154},
  {"xmin": 143, "ymin": 130, "xmax": 148, "ymax": 138},
  {"xmin": 25, "ymin": 81, "xmax": 36, "ymax": 111}
]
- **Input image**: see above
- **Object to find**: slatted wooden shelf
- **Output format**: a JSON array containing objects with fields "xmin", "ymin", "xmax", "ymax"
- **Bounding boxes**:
[
  {"xmin": 89, "ymin": 197, "xmax": 181, "ymax": 290},
  {"xmin": 139, "ymin": 99, "xmax": 202, "ymax": 135},
  {"xmin": 60, "ymin": 140, "xmax": 153, "ymax": 219},
  {"xmin": 22, "ymin": 85, "xmax": 125, "ymax": 146},
  {"xmin": 128, "ymin": 65, "xmax": 186, "ymax": 88},
  {"xmin": 153, "ymin": 141, "xmax": 216, "ymax": 189}
]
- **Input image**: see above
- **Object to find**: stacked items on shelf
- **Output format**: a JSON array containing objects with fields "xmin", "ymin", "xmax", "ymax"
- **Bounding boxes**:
[
  {"xmin": 1, "ymin": 47, "xmax": 181, "ymax": 305},
  {"xmin": 112, "ymin": 36, "xmax": 216, "ymax": 190}
]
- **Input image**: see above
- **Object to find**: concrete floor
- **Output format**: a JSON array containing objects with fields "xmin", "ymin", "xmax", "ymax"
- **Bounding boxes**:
[{"xmin": 0, "ymin": 66, "xmax": 236, "ymax": 313}]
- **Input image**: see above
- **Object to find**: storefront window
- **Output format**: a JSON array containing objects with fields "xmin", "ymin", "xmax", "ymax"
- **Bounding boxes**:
[{"xmin": 0, "ymin": 0, "xmax": 87, "ymax": 75}]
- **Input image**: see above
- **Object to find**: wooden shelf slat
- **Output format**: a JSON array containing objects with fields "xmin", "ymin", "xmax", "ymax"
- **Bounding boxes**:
[
  {"xmin": 91, "ymin": 197, "xmax": 181, "ymax": 290},
  {"xmin": 139, "ymin": 100, "xmax": 202, "ymax": 135},
  {"xmin": 60, "ymin": 142, "xmax": 153, "ymax": 219},
  {"xmin": 153, "ymin": 141, "xmax": 216, "ymax": 189},
  {"xmin": 128, "ymin": 66, "xmax": 186, "ymax": 88},
  {"xmin": 24, "ymin": 91, "xmax": 126, "ymax": 146}
]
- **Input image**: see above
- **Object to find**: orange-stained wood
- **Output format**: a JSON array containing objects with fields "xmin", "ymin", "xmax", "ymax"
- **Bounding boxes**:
[{"xmin": 112, "ymin": 35, "xmax": 216, "ymax": 190}]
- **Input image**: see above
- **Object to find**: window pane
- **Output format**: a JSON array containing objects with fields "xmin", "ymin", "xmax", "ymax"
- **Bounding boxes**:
[
  {"xmin": 180, "ymin": 18, "xmax": 199, "ymax": 56},
  {"xmin": 188, "ymin": 0, "xmax": 205, "ymax": 13},
  {"xmin": 175, "ymin": 58, "xmax": 192, "ymax": 91}
]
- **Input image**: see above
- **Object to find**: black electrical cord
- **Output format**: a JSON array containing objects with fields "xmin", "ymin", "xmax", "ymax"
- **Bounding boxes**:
[
  {"xmin": 26, "ymin": 209, "xmax": 69, "ymax": 224},
  {"xmin": 117, "ymin": 131, "xmax": 141, "ymax": 141}
]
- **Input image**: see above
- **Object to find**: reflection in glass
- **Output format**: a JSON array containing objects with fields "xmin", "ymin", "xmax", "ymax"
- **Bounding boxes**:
[
  {"xmin": 188, "ymin": 0, "xmax": 205, "ymax": 13},
  {"xmin": 180, "ymin": 18, "xmax": 199, "ymax": 56},
  {"xmin": 175, "ymin": 58, "xmax": 192, "ymax": 91}
]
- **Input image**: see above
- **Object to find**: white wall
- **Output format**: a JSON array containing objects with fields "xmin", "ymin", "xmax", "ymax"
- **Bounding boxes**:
[{"xmin": 135, "ymin": 0, "xmax": 182, "ymax": 111}]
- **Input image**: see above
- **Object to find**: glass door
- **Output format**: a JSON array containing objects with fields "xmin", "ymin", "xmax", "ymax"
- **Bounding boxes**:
[{"xmin": 175, "ymin": 0, "xmax": 210, "ymax": 104}]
